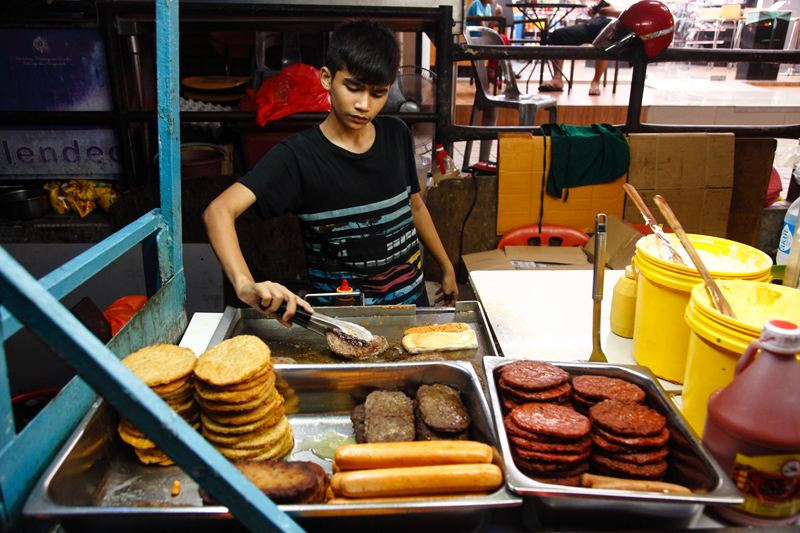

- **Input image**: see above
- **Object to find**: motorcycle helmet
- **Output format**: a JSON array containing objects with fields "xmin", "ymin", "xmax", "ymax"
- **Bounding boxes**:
[{"xmin": 592, "ymin": 0, "xmax": 675, "ymax": 58}]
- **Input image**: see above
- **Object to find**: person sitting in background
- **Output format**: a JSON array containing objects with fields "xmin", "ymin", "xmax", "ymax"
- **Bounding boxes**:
[
  {"xmin": 467, "ymin": 0, "xmax": 504, "ymax": 21},
  {"xmin": 468, "ymin": 0, "xmax": 510, "ymax": 87},
  {"xmin": 538, "ymin": 1, "xmax": 622, "ymax": 95}
]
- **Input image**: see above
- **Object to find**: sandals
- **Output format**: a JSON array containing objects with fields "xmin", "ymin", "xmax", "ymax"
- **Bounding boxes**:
[{"xmin": 538, "ymin": 81, "xmax": 564, "ymax": 93}]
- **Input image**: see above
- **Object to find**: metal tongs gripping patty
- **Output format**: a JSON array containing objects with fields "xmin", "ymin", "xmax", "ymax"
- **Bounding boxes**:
[{"xmin": 274, "ymin": 302, "xmax": 374, "ymax": 342}]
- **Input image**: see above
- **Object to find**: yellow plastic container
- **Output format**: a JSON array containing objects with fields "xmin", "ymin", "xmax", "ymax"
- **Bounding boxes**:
[
  {"xmin": 631, "ymin": 234, "xmax": 772, "ymax": 384},
  {"xmin": 610, "ymin": 264, "xmax": 637, "ymax": 338},
  {"xmin": 682, "ymin": 279, "xmax": 800, "ymax": 435}
]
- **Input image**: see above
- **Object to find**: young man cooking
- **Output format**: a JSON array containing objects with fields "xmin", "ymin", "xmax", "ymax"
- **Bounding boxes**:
[{"xmin": 203, "ymin": 19, "xmax": 458, "ymax": 326}]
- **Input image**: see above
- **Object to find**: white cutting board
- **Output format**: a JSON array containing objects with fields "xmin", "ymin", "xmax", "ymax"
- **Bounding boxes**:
[{"xmin": 469, "ymin": 269, "xmax": 628, "ymax": 362}]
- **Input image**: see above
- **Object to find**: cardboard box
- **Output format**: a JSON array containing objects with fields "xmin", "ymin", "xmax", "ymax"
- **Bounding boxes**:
[
  {"xmin": 461, "ymin": 246, "xmax": 591, "ymax": 276},
  {"xmin": 463, "ymin": 214, "xmax": 643, "ymax": 276},
  {"xmin": 625, "ymin": 133, "xmax": 734, "ymax": 238},
  {"xmin": 584, "ymin": 215, "xmax": 645, "ymax": 270},
  {"xmin": 496, "ymin": 133, "xmax": 627, "ymax": 236}
]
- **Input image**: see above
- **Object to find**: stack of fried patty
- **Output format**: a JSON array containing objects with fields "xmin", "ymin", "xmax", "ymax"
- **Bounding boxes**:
[
  {"xmin": 415, "ymin": 384, "xmax": 471, "ymax": 441},
  {"xmin": 505, "ymin": 402, "xmax": 592, "ymax": 486},
  {"xmin": 199, "ymin": 460, "xmax": 329, "ymax": 505},
  {"xmin": 194, "ymin": 335, "xmax": 294, "ymax": 461},
  {"xmin": 118, "ymin": 344, "xmax": 199, "ymax": 466},
  {"xmin": 571, "ymin": 375, "xmax": 646, "ymax": 415},
  {"xmin": 351, "ymin": 390, "xmax": 415, "ymax": 444},
  {"xmin": 589, "ymin": 399, "xmax": 670, "ymax": 481},
  {"xmin": 497, "ymin": 360, "xmax": 572, "ymax": 412}
]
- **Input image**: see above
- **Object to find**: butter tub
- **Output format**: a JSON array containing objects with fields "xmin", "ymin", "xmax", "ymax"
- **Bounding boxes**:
[{"xmin": 483, "ymin": 357, "xmax": 743, "ymax": 531}]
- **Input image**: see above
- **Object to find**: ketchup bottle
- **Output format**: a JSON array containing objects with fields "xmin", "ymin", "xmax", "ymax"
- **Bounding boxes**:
[
  {"xmin": 702, "ymin": 319, "xmax": 800, "ymax": 526},
  {"xmin": 334, "ymin": 279, "xmax": 355, "ymax": 306},
  {"xmin": 431, "ymin": 144, "xmax": 459, "ymax": 185}
]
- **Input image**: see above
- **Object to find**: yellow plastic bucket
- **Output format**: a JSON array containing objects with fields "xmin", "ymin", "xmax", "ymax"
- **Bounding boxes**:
[
  {"xmin": 631, "ymin": 234, "xmax": 772, "ymax": 384},
  {"xmin": 682, "ymin": 279, "xmax": 800, "ymax": 435}
]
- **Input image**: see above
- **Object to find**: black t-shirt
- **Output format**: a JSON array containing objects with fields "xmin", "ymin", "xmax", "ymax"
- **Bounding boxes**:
[{"xmin": 239, "ymin": 116, "xmax": 427, "ymax": 305}]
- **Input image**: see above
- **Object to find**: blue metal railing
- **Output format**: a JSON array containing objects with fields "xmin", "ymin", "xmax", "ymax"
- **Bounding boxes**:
[{"xmin": 0, "ymin": 1, "xmax": 301, "ymax": 531}]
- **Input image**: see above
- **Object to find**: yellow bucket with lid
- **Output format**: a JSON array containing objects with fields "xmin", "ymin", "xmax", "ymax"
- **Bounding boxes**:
[
  {"xmin": 682, "ymin": 279, "xmax": 800, "ymax": 435},
  {"xmin": 631, "ymin": 234, "xmax": 772, "ymax": 384}
]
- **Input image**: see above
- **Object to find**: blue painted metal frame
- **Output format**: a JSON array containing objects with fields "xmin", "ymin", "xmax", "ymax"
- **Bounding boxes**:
[{"xmin": 0, "ymin": 0, "xmax": 302, "ymax": 531}]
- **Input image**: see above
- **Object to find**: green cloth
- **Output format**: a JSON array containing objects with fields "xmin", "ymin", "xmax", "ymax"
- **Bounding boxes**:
[{"xmin": 541, "ymin": 123, "xmax": 630, "ymax": 199}]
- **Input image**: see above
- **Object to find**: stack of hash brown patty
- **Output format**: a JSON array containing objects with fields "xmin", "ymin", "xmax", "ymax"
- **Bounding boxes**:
[
  {"xmin": 195, "ymin": 335, "xmax": 294, "ymax": 461},
  {"xmin": 118, "ymin": 344, "xmax": 199, "ymax": 466}
]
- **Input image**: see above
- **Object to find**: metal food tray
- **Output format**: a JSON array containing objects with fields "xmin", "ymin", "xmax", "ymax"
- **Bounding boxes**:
[
  {"xmin": 206, "ymin": 301, "xmax": 498, "ymax": 366},
  {"xmin": 482, "ymin": 357, "xmax": 744, "ymax": 531},
  {"xmin": 24, "ymin": 362, "xmax": 520, "ymax": 533}
]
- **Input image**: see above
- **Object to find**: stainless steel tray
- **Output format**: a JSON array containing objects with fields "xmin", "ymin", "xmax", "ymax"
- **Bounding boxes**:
[
  {"xmin": 24, "ymin": 362, "xmax": 520, "ymax": 533},
  {"xmin": 482, "ymin": 357, "xmax": 744, "ymax": 531},
  {"xmin": 207, "ymin": 301, "xmax": 498, "ymax": 366}
]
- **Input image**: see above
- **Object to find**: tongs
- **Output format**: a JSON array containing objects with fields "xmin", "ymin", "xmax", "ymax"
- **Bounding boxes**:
[
  {"xmin": 589, "ymin": 213, "xmax": 609, "ymax": 363},
  {"xmin": 273, "ymin": 301, "xmax": 374, "ymax": 342},
  {"xmin": 623, "ymin": 184, "xmax": 687, "ymax": 267}
]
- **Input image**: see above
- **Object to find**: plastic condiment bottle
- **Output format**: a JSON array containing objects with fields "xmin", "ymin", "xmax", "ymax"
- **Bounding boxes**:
[
  {"xmin": 701, "ymin": 319, "xmax": 800, "ymax": 526},
  {"xmin": 431, "ymin": 144, "xmax": 459, "ymax": 185},
  {"xmin": 334, "ymin": 279, "xmax": 355, "ymax": 306},
  {"xmin": 610, "ymin": 264, "xmax": 637, "ymax": 338},
  {"xmin": 776, "ymin": 196, "xmax": 799, "ymax": 265}
]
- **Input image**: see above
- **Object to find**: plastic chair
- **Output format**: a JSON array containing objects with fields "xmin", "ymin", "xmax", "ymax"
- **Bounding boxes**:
[
  {"xmin": 463, "ymin": 26, "xmax": 558, "ymax": 167},
  {"xmin": 497, "ymin": 223, "xmax": 590, "ymax": 249}
]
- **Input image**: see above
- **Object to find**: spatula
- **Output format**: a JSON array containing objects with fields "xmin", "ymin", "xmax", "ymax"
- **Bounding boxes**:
[
  {"xmin": 623, "ymin": 184, "xmax": 686, "ymax": 267},
  {"xmin": 589, "ymin": 213, "xmax": 609, "ymax": 363},
  {"xmin": 653, "ymin": 195, "xmax": 737, "ymax": 320}
]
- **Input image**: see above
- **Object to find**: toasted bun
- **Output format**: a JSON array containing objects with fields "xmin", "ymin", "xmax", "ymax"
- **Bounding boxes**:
[
  {"xmin": 401, "ymin": 329, "xmax": 478, "ymax": 354},
  {"xmin": 404, "ymin": 323, "xmax": 471, "ymax": 336}
]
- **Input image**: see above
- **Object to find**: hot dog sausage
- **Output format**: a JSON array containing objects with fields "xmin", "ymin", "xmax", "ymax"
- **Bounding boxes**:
[
  {"xmin": 334, "ymin": 440, "xmax": 494, "ymax": 471},
  {"xmin": 332, "ymin": 463, "xmax": 503, "ymax": 498}
]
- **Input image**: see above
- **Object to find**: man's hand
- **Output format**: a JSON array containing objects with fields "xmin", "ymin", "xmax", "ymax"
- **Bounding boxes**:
[
  {"xmin": 235, "ymin": 280, "xmax": 314, "ymax": 327},
  {"xmin": 434, "ymin": 269, "xmax": 459, "ymax": 307}
]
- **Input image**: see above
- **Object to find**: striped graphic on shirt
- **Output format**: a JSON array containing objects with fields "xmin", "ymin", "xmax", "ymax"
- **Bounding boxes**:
[{"xmin": 297, "ymin": 188, "xmax": 424, "ymax": 305}]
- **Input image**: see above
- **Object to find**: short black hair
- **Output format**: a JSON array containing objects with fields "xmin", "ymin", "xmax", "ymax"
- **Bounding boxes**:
[{"xmin": 325, "ymin": 19, "xmax": 401, "ymax": 87}]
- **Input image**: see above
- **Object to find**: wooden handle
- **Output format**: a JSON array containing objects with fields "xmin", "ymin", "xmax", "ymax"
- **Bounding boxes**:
[
  {"xmin": 623, "ymin": 184, "xmax": 686, "ymax": 266},
  {"xmin": 653, "ymin": 195, "xmax": 737, "ymax": 320},
  {"xmin": 623, "ymin": 183, "xmax": 658, "ymax": 226}
]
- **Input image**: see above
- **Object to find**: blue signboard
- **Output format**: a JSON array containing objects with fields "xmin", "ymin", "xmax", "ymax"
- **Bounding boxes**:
[{"xmin": 0, "ymin": 29, "xmax": 121, "ymax": 179}]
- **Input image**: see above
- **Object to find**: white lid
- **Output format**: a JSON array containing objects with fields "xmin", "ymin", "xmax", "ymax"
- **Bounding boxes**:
[{"xmin": 760, "ymin": 319, "xmax": 800, "ymax": 353}]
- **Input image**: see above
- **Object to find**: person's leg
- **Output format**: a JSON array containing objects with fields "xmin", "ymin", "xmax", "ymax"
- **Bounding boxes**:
[
  {"xmin": 540, "ymin": 59, "xmax": 566, "ymax": 90},
  {"xmin": 589, "ymin": 60, "xmax": 608, "ymax": 95},
  {"xmin": 539, "ymin": 23, "xmax": 588, "ymax": 92}
]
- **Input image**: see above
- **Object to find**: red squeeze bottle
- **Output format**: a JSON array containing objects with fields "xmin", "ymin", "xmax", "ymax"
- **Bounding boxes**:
[
  {"xmin": 702, "ymin": 319, "xmax": 800, "ymax": 526},
  {"xmin": 334, "ymin": 279, "xmax": 355, "ymax": 306}
]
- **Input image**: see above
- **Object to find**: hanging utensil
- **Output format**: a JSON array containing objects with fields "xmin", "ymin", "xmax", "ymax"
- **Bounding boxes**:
[
  {"xmin": 589, "ymin": 213, "xmax": 609, "ymax": 363},
  {"xmin": 623, "ymin": 183, "xmax": 687, "ymax": 267},
  {"xmin": 653, "ymin": 195, "xmax": 737, "ymax": 320},
  {"xmin": 262, "ymin": 301, "xmax": 374, "ymax": 342}
]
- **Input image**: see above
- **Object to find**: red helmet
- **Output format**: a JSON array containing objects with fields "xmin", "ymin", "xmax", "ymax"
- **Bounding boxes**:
[{"xmin": 592, "ymin": 0, "xmax": 674, "ymax": 58}]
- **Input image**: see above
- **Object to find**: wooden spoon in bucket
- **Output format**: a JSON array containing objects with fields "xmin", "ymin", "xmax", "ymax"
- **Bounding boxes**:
[{"xmin": 653, "ymin": 195, "xmax": 737, "ymax": 320}]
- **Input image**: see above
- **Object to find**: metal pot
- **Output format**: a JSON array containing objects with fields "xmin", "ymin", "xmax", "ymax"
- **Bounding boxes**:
[{"xmin": 0, "ymin": 188, "xmax": 50, "ymax": 220}]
